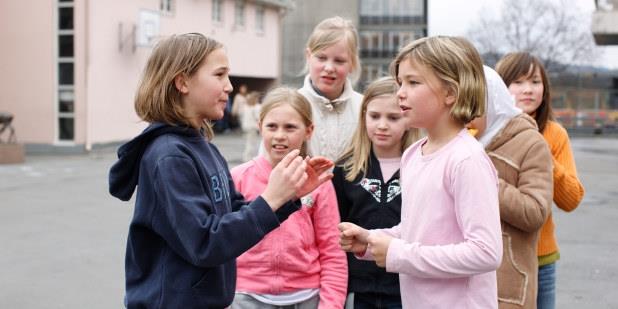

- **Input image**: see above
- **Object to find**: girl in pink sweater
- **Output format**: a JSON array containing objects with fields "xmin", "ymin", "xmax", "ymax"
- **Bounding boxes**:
[
  {"xmin": 231, "ymin": 87, "xmax": 347, "ymax": 308},
  {"xmin": 339, "ymin": 36, "xmax": 503, "ymax": 308}
]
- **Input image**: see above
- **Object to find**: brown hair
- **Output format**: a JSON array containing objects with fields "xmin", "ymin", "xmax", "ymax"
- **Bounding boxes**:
[
  {"xmin": 259, "ymin": 87, "xmax": 313, "ymax": 157},
  {"xmin": 338, "ymin": 77, "xmax": 420, "ymax": 181},
  {"xmin": 391, "ymin": 36, "xmax": 486, "ymax": 124},
  {"xmin": 304, "ymin": 16, "xmax": 361, "ymax": 83},
  {"xmin": 495, "ymin": 52, "xmax": 553, "ymax": 133},
  {"xmin": 134, "ymin": 33, "xmax": 223, "ymax": 139}
]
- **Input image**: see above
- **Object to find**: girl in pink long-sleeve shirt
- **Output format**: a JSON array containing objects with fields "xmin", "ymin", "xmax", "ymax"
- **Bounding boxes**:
[
  {"xmin": 339, "ymin": 36, "xmax": 503, "ymax": 308},
  {"xmin": 231, "ymin": 87, "xmax": 347, "ymax": 309}
]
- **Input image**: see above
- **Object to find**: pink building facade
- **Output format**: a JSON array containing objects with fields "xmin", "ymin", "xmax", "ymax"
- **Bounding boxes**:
[{"xmin": 0, "ymin": 0, "xmax": 288, "ymax": 153}]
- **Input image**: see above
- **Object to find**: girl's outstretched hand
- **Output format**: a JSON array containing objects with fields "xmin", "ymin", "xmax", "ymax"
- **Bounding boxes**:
[
  {"xmin": 338, "ymin": 222, "xmax": 369, "ymax": 254},
  {"xmin": 296, "ymin": 156, "xmax": 334, "ymax": 198},
  {"xmin": 262, "ymin": 149, "xmax": 307, "ymax": 211},
  {"xmin": 307, "ymin": 156, "xmax": 334, "ymax": 175}
]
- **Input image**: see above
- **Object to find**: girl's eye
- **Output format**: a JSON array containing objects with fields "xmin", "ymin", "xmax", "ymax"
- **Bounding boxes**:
[
  {"xmin": 316, "ymin": 55, "xmax": 327, "ymax": 61},
  {"xmin": 369, "ymin": 114, "xmax": 380, "ymax": 120},
  {"xmin": 389, "ymin": 115, "xmax": 401, "ymax": 121}
]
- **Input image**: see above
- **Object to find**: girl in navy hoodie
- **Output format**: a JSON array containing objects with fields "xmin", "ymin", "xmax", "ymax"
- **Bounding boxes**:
[
  {"xmin": 332, "ymin": 77, "xmax": 419, "ymax": 308},
  {"xmin": 108, "ymin": 33, "xmax": 334, "ymax": 309}
]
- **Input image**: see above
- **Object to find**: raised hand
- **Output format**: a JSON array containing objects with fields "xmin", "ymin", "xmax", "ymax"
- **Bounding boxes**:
[
  {"xmin": 262, "ymin": 149, "xmax": 307, "ymax": 211},
  {"xmin": 338, "ymin": 222, "xmax": 369, "ymax": 254},
  {"xmin": 367, "ymin": 232, "xmax": 393, "ymax": 268},
  {"xmin": 307, "ymin": 156, "xmax": 334, "ymax": 175},
  {"xmin": 296, "ymin": 156, "xmax": 334, "ymax": 198}
]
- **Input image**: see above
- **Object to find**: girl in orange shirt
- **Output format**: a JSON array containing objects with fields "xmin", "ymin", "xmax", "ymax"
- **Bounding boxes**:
[{"xmin": 496, "ymin": 52, "xmax": 585, "ymax": 309}]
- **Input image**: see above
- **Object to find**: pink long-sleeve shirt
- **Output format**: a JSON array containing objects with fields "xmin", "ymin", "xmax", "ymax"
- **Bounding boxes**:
[
  {"xmin": 366, "ymin": 129, "xmax": 503, "ymax": 308},
  {"xmin": 231, "ymin": 156, "xmax": 347, "ymax": 308}
]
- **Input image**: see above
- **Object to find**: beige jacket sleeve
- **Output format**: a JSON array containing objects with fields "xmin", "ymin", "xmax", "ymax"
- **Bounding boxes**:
[{"xmin": 497, "ymin": 138, "xmax": 553, "ymax": 232}]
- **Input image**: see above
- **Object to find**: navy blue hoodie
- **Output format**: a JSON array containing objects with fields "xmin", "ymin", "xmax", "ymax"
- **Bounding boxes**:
[{"xmin": 109, "ymin": 123, "xmax": 299, "ymax": 308}]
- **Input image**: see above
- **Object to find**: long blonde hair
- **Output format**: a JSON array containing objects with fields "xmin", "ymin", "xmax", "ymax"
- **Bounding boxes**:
[
  {"xmin": 391, "ymin": 36, "xmax": 486, "ymax": 125},
  {"xmin": 259, "ymin": 87, "xmax": 313, "ymax": 157},
  {"xmin": 338, "ymin": 77, "xmax": 420, "ymax": 181},
  {"xmin": 304, "ymin": 16, "xmax": 361, "ymax": 83},
  {"xmin": 134, "ymin": 33, "xmax": 222, "ymax": 139}
]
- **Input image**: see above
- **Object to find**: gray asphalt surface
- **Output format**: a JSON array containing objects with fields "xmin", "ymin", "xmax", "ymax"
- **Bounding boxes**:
[{"xmin": 1, "ymin": 132, "xmax": 616, "ymax": 308}]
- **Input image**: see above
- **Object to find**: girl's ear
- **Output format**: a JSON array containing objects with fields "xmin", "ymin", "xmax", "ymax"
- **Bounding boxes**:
[
  {"xmin": 305, "ymin": 123, "xmax": 314, "ymax": 140},
  {"xmin": 257, "ymin": 121, "xmax": 263, "ymax": 135},
  {"xmin": 444, "ymin": 86, "xmax": 457, "ymax": 106},
  {"xmin": 305, "ymin": 48, "xmax": 312, "ymax": 61},
  {"xmin": 174, "ymin": 73, "xmax": 189, "ymax": 94}
]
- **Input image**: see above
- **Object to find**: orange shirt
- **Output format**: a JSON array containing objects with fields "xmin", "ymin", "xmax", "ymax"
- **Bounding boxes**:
[{"xmin": 538, "ymin": 121, "xmax": 585, "ymax": 261}]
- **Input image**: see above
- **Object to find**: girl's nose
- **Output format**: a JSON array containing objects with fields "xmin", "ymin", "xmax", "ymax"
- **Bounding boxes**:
[
  {"xmin": 224, "ymin": 77, "xmax": 233, "ymax": 93},
  {"xmin": 324, "ymin": 61, "xmax": 334, "ymax": 72},
  {"xmin": 273, "ymin": 129, "xmax": 286, "ymax": 139},
  {"xmin": 397, "ymin": 86, "xmax": 405, "ymax": 99}
]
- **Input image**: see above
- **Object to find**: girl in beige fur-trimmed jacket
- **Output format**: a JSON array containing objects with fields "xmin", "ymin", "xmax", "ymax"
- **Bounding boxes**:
[{"xmin": 468, "ymin": 67, "xmax": 553, "ymax": 309}]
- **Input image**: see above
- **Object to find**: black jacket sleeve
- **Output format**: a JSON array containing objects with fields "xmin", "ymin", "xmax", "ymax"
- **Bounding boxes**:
[{"xmin": 332, "ymin": 165, "xmax": 354, "ymax": 222}]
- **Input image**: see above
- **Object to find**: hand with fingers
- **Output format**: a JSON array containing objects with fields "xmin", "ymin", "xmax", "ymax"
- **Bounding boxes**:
[
  {"xmin": 261, "ymin": 149, "xmax": 307, "ymax": 211},
  {"xmin": 296, "ymin": 156, "xmax": 334, "ymax": 198},
  {"xmin": 367, "ymin": 232, "xmax": 394, "ymax": 268},
  {"xmin": 338, "ymin": 222, "xmax": 370, "ymax": 255}
]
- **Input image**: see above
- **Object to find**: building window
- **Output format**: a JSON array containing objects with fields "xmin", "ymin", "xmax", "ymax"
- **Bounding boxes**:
[
  {"xmin": 361, "ymin": 64, "xmax": 386, "ymax": 88},
  {"xmin": 359, "ymin": 0, "xmax": 425, "ymax": 25},
  {"xmin": 58, "ymin": 35, "xmax": 74, "ymax": 57},
  {"xmin": 255, "ymin": 5, "xmax": 265, "ymax": 33},
  {"xmin": 160, "ymin": 0, "xmax": 174, "ymax": 14},
  {"xmin": 360, "ymin": 30, "xmax": 422, "ymax": 59},
  {"xmin": 58, "ymin": 63, "xmax": 74, "ymax": 85},
  {"xmin": 58, "ymin": 7, "xmax": 74, "ymax": 29},
  {"xmin": 212, "ymin": 0, "xmax": 223, "ymax": 23},
  {"xmin": 235, "ymin": 0, "xmax": 245, "ymax": 28},
  {"xmin": 57, "ymin": 0, "xmax": 75, "ymax": 141}
]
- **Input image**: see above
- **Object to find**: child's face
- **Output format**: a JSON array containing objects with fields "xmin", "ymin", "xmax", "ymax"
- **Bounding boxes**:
[
  {"xmin": 306, "ymin": 40, "xmax": 353, "ymax": 101},
  {"xmin": 396, "ymin": 59, "xmax": 454, "ymax": 130},
  {"xmin": 259, "ymin": 104, "xmax": 313, "ymax": 166},
  {"xmin": 507, "ymin": 66, "xmax": 544, "ymax": 116},
  {"xmin": 365, "ymin": 95, "xmax": 407, "ymax": 157},
  {"xmin": 180, "ymin": 48, "xmax": 233, "ymax": 125}
]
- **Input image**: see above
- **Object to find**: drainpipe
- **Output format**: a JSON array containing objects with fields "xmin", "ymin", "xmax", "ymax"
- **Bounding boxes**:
[{"xmin": 84, "ymin": 0, "xmax": 91, "ymax": 151}]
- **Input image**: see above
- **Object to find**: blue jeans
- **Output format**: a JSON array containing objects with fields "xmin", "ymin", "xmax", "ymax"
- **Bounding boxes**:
[
  {"xmin": 348, "ymin": 292, "xmax": 402, "ymax": 309},
  {"xmin": 537, "ymin": 262, "xmax": 556, "ymax": 309}
]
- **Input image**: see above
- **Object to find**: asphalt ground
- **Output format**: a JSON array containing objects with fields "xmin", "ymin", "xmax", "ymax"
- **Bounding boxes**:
[{"xmin": 1, "ymin": 131, "xmax": 616, "ymax": 308}]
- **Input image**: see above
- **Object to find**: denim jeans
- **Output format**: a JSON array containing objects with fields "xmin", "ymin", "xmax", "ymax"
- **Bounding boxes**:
[
  {"xmin": 537, "ymin": 262, "xmax": 556, "ymax": 309},
  {"xmin": 346, "ymin": 292, "xmax": 402, "ymax": 309}
]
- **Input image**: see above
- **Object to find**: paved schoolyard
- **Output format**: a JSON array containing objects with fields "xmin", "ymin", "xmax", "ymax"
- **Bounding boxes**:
[{"xmin": 0, "ymin": 132, "xmax": 616, "ymax": 308}]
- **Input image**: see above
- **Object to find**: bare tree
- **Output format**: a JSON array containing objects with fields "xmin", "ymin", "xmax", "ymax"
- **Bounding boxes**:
[{"xmin": 466, "ymin": 0, "xmax": 601, "ymax": 72}]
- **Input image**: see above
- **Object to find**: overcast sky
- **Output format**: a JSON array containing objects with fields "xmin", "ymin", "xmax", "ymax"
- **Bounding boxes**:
[{"xmin": 427, "ymin": 0, "xmax": 618, "ymax": 69}]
